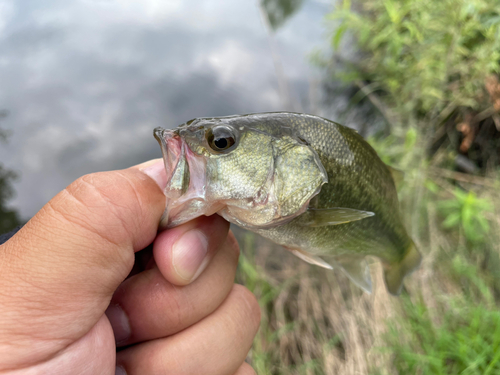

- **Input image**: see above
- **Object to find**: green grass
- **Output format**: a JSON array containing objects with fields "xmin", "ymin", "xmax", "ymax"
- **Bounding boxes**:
[
  {"xmin": 234, "ymin": 0, "xmax": 500, "ymax": 373},
  {"xmin": 233, "ymin": 132, "xmax": 500, "ymax": 374},
  {"xmin": 380, "ymin": 294, "xmax": 500, "ymax": 375}
]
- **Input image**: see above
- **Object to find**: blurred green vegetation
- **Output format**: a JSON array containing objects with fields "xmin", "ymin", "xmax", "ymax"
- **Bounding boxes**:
[
  {"xmin": 329, "ymin": 0, "xmax": 500, "ymax": 169},
  {"xmin": 332, "ymin": 1, "xmax": 500, "ymax": 373},
  {"xmin": 374, "ymin": 255, "xmax": 500, "ymax": 375},
  {"xmin": 236, "ymin": 233, "xmax": 285, "ymax": 374},
  {"xmin": 239, "ymin": 0, "xmax": 500, "ymax": 374},
  {"xmin": 437, "ymin": 188, "xmax": 492, "ymax": 243},
  {"xmin": 380, "ymin": 293, "xmax": 500, "ymax": 374},
  {"xmin": 0, "ymin": 112, "xmax": 22, "ymax": 234},
  {"xmin": 260, "ymin": 0, "xmax": 305, "ymax": 30},
  {"xmin": 334, "ymin": 1, "xmax": 500, "ymax": 373},
  {"xmin": 330, "ymin": 0, "xmax": 500, "ymax": 121},
  {"xmin": 0, "ymin": 164, "xmax": 22, "ymax": 233}
]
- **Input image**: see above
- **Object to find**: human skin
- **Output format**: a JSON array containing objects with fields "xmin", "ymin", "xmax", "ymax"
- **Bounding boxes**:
[{"xmin": 0, "ymin": 159, "xmax": 260, "ymax": 375}]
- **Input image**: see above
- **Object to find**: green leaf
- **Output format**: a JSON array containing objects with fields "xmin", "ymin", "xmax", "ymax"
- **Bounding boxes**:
[
  {"xmin": 461, "ymin": 203, "xmax": 473, "ymax": 228},
  {"xmin": 452, "ymin": 188, "xmax": 469, "ymax": 201},
  {"xmin": 333, "ymin": 24, "xmax": 347, "ymax": 50},
  {"xmin": 437, "ymin": 199, "xmax": 461, "ymax": 210},
  {"xmin": 425, "ymin": 180, "xmax": 440, "ymax": 193},
  {"xmin": 442, "ymin": 211, "xmax": 461, "ymax": 228},
  {"xmin": 402, "ymin": 20, "xmax": 424, "ymax": 42},
  {"xmin": 404, "ymin": 128, "xmax": 417, "ymax": 150},
  {"xmin": 383, "ymin": 0, "xmax": 401, "ymax": 24},
  {"xmin": 477, "ymin": 216, "xmax": 490, "ymax": 233}
]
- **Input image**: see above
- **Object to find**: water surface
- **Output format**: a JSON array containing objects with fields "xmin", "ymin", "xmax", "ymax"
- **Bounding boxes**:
[{"xmin": 0, "ymin": 0, "xmax": 350, "ymax": 218}]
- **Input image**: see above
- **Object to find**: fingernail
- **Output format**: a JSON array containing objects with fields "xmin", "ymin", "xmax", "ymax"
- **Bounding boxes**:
[
  {"xmin": 105, "ymin": 304, "xmax": 131, "ymax": 344},
  {"xmin": 115, "ymin": 366, "xmax": 127, "ymax": 375},
  {"xmin": 140, "ymin": 159, "xmax": 168, "ymax": 190},
  {"xmin": 172, "ymin": 229, "xmax": 209, "ymax": 282}
]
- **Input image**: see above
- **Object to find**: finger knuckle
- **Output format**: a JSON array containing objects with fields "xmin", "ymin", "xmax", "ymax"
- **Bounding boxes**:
[
  {"xmin": 59, "ymin": 173, "xmax": 140, "ymax": 268},
  {"xmin": 65, "ymin": 172, "xmax": 141, "ymax": 244}
]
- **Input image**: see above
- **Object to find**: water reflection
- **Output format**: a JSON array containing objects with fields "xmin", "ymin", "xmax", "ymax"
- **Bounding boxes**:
[{"xmin": 0, "ymin": 0, "xmax": 333, "ymax": 218}]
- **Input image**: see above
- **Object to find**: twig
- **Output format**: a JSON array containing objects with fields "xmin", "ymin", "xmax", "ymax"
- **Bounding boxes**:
[
  {"xmin": 256, "ymin": 1, "xmax": 298, "ymax": 112},
  {"xmin": 428, "ymin": 101, "xmax": 459, "ymax": 146},
  {"xmin": 428, "ymin": 167, "xmax": 498, "ymax": 188},
  {"xmin": 354, "ymin": 80, "xmax": 399, "ymax": 128},
  {"xmin": 493, "ymin": 114, "xmax": 500, "ymax": 131},
  {"xmin": 473, "ymin": 106, "xmax": 498, "ymax": 123},
  {"xmin": 330, "ymin": 55, "xmax": 399, "ymax": 127},
  {"xmin": 432, "ymin": 101, "xmax": 458, "ymax": 127}
]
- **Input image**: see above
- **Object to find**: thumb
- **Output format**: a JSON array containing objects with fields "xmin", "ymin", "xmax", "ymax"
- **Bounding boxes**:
[{"xmin": 0, "ymin": 159, "xmax": 166, "ymax": 369}]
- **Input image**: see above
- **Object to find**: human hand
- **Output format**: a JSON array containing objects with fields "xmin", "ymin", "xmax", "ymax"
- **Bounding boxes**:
[{"xmin": 0, "ymin": 160, "xmax": 260, "ymax": 375}]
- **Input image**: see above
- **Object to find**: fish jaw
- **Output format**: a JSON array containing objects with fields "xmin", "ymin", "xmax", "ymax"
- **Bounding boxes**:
[
  {"xmin": 153, "ymin": 127, "xmax": 187, "ymax": 200},
  {"xmin": 154, "ymin": 127, "xmax": 222, "ymax": 228}
]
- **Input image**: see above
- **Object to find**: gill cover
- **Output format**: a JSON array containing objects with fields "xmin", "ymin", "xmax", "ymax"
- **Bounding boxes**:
[{"xmin": 216, "ymin": 132, "xmax": 328, "ymax": 229}]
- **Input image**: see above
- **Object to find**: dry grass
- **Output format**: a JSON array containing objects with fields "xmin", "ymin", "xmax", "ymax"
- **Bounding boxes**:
[
  {"xmin": 235, "ymin": 167, "xmax": 500, "ymax": 375},
  {"xmin": 235, "ymin": 227, "xmax": 412, "ymax": 375}
]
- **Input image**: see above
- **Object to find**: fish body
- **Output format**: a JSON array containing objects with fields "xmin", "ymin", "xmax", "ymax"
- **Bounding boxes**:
[{"xmin": 154, "ymin": 112, "xmax": 421, "ymax": 294}]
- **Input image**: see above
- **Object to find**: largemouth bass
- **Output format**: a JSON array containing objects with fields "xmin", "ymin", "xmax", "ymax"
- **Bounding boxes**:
[{"xmin": 154, "ymin": 112, "xmax": 421, "ymax": 295}]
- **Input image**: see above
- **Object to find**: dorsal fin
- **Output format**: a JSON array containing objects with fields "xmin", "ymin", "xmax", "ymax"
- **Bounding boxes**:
[{"xmin": 387, "ymin": 166, "xmax": 404, "ymax": 189}]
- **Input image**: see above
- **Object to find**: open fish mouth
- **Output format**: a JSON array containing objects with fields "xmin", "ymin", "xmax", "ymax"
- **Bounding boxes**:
[
  {"xmin": 154, "ymin": 127, "xmax": 217, "ymax": 228},
  {"xmin": 154, "ymin": 128, "xmax": 189, "ymax": 200}
]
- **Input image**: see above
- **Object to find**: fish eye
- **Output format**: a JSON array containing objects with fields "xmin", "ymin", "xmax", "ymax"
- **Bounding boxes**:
[{"xmin": 207, "ymin": 126, "xmax": 237, "ymax": 153}]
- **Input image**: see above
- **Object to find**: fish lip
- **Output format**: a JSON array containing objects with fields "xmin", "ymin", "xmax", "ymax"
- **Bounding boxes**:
[
  {"xmin": 154, "ymin": 126, "xmax": 210, "ymax": 229},
  {"xmin": 154, "ymin": 127, "xmax": 181, "ymax": 190},
  {"xmin": 153, "ymin": 127, "xmax": 171, "ymax": 167}
]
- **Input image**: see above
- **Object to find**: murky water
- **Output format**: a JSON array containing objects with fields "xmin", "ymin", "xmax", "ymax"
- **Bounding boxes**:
[{"xmin": 0, "ymin": 0, "xmax": 367, "ymax": 219}]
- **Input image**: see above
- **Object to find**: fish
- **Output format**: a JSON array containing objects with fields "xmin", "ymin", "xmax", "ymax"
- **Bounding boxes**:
[{"xmin": 153, "ymin": 112, "xmax": 421, "ymax": 295}]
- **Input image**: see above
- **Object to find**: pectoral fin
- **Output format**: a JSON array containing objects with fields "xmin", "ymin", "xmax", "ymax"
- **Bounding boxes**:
[
  {"xmin": 289, "ymin": 248, "xmax": 333, "ymax": 270},
  {"xmin": 335, "ymin": 256, "xmax": 372, "ymax": 293},
  {"xmin": 299, "ymin": 207, "xmax": 374, "ymax": 227}
]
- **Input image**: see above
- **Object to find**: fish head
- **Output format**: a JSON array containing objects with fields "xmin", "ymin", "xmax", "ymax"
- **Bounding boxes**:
[{"xmin": 154, "ymin": 116, "xmax": 328, "ymax": 229}]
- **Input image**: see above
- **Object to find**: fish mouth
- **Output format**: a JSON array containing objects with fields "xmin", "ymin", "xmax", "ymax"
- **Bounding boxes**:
[
  {"xmin": 154, "ymin": 127, "xmax": 189, "ymax": 200},
  {"xmin": 154, "ymin": 127, "xmax": 212, "ymax": 229}
]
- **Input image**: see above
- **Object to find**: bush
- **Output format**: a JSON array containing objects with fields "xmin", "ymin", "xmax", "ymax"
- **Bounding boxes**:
[
  {"xmin": 328, "ymin": 0, "xmax": 500, "ymax": 167},
  {"xmin": 330, "ymin": 0, "xmax": 500, "ymax": 120}
]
